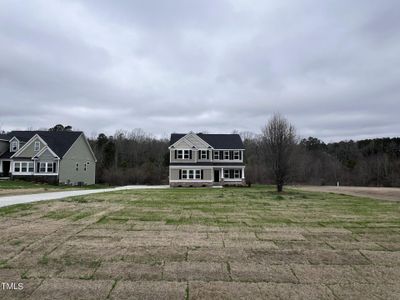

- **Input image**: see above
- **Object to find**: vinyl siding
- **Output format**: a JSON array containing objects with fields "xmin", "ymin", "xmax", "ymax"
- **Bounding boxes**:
[
  {"xmin": 14, "ymin": 137, "xmax": 44, "ymax": 158},
  {"xmin": 58, "ymin": 134, "xmax": 96, "ymax": 185},
  {"xmin": 37, "ymin": 149, "xmax": 57, "ymax": 161}
]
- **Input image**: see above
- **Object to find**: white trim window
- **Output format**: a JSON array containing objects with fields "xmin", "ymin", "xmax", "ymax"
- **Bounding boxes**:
[
  {"xmin": 223, "ymin": 169, "xmax": 242, "ymax": 179},
  {"xmin": 176, "ymin": 150, "xmax": 191, "ymax": 159},
  {"xmin": 224, "ymin": 151, "xmax": 230, "ymax": 160},
  {"xmin": 223, "ymin": 169, "xmax": 229, "ymax": 178},
  {"xmin": 213, "ymin": 151, "xmax": 219, "ymax": 160},
  {"xmin": 234, "ymin": 151, "xmax": 240, "ymax": 160},
  {"xmin": 177, "ymin": 150, "xmax": 183, "ymax": 159},
  {"xmin": 181, "ymin": 169, "xmax": 202, "ymax": 180},
  {"xmin": 37, "ymin": 162, "xmax": 56, "ymax": 174},
  {"xmin": 28, "ymin": 162, "xmax": 34, "ymax": 172},
  {"xmin": 195, "ymin": 169, "xmax": 201, "ymax": 179},
  {"xmin": 34, "ymin": 141, "xmax": 40, "ymax": 152},
  {"xmin": 183, "ymin": 150, "xmax": 190, "ymax": 159},
  {"xmin": 13, "ymin": 162, "xmax": 34, "ymax": 174},
  {"xmin": 39, "ymin": 162, "xmax": 46, "ymax": 173},
  {"xmin": 11, "ymin": 141, "xmax": 18, "ymax": 152},
  {"xmin": 234, "ymin": 169, "xmax": 241, "ymax": 178},
  {"xmin": 200, "ymin": 150, "xmax": 208, "ymax": 160}
]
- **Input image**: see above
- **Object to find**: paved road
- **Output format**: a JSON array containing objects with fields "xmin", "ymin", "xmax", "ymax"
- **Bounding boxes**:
[
  {"xmin": 294, "ymin": 185, "xmax": 400, "ymax": 202},
  {"xmin": 0, "ymin": 185, "xmax": 169, "ymax": 208}
]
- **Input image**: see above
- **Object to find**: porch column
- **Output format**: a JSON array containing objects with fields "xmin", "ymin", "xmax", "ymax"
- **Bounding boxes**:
[
  {"xmin": 242, "ymin": 167, "xmax": 245, "ymax": 179},
  {"xmin": 221, "ymin": 167, "xmax": 224, "ymax": 179}
]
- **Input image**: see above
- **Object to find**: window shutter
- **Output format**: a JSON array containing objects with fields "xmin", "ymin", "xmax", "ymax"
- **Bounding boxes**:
[
  {"xmin": 53, "ymin": 162, "xmax": 57, "ymax": 173},
  {"xmin": 201, "ymin": 169, "xmax": 204, "ymax": 179},
  {"xmin": 220, "ymin": 151, "xmax": 223, "ymax": 160},
  {"xmin": 179, "ymin": 169, "xmax": 182, "ymax": 179},
  {"xmin": 240, "ymin": 169, "xmax": 242, "ymax": 178},
  {"xmin": 230, "ymin": 169, "xmax": 234, "ymax": 178},
  {"xmin": 37, "ymin": 163, "xmax": 40, "ymax": 173},
  {"xmin": 239, "ymin": 151, "xmax": 242, "ymax": 160},
  {"xmin": 206, "ymin": 151, "xmax": 209, "ymax": 160},
  {"xmin": 175, "ymin": 150, "xmax": 177, "ymax": 159},
  {"xmin": 230, "ymin": 151, "xmax": 233, "ymax": 160},
  {"xmin": 189, "ymin": 150, "xmax": 192, "ymax": 159}
]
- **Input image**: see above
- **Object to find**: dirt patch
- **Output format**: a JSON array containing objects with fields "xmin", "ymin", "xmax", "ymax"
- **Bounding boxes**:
[{"xmin": 294, "ymin": 185, "xmax": 400, "ymax": 201}]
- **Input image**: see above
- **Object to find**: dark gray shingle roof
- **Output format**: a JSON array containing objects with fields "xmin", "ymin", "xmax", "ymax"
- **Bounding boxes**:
[
  {"xmin": 170, "ymin": 133, "xmax": 244, "ymax": 149},
  {"xmin": 1, "ymin": 131, "xmax": 82, "ymax": 158}
]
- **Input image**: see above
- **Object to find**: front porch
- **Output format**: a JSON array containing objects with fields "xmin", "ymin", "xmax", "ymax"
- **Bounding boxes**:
[
  {"xmin": 0, "ymin": 159, "xmax": 11, "ymax": 178},
  {"xmin": 212, "ymin": 167, "xmax": 246, "ymax": 186}
]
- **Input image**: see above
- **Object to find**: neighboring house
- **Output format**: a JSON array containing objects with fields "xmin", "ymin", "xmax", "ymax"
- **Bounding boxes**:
[
  {"xmin": 169, "ymin": 132, "xmax": 245, "ymax": 187},
  {"xmin": 0, "ymin": 131, "xmax": 96, "ymax": 185}
]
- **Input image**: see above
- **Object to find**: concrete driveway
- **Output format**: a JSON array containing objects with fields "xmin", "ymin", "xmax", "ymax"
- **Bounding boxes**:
[{"xmin": 0, "ymin": 185, "xmax": 169, "ymax": 208}]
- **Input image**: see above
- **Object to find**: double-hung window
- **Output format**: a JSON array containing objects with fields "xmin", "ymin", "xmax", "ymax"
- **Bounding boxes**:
[
  {"xmin": 14, "ymin": 162, "xmax": 20, "ymax": 172},
  {"xmin": 200, "ymin": 150, "xmax": 208, "ymax": 159},
  {"xmin": 213, "ymin": 151, "xmax": 219, "ymax": 160},
  {"xmin": 47, "ymin": 163, "xmax": 53, "ymax": 173},
  {"xmin": 177, "ymin": 150, "xmax": 183, "ymax": 159},
  {"xmin": 234, "ymin": 169, "xmax": 241, "ymax": 178},
  {"xmin": 181, "ymin": 169, "xmax": 202, "ymax": 180},
  {"xmin": 195, "ymin": 170, "xmax": 201, "ymax": 179},
  {"xmin": 183, "ymin": 150, "xmax": 190, "ymax": 159},
  {"xmin": 21, "ymin": 162, "xmax": 27, "ymax": 172},
  {"xmin": 224, "ymin": 151, "xmax": 230, "ymax": 160},
  {"xmin": 234, "ymin": 151, "xmax": 240, "ymax": 160},
  {"xmin": 40, "ymin": 162, "xmax": 46, "ymax": 173},
  {"xmin": 224, "ymin": 169, "xmax": 230, "ymax": 178},
  {"xmin": 28, "ymin": 162, "xmax": 34, "ymax": 172},
  {"xmin": 34, "ymin": 141, "xmax": 40, "ymax": 152}
]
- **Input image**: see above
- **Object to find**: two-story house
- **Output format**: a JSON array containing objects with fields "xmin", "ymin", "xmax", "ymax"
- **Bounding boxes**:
[
  {"xmin": 169, "ymin": 132, "xmax": 245, "ymax": 187},
  {"xmin": 0, "ymin": 131, "xmax": 96, "ymax": 185}
]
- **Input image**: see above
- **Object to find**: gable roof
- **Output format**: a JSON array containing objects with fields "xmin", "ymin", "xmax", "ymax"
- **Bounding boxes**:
[
  {"xmin": 170, "ymin": 133, "xmax": 245, "ymax": 149},
  {"xmin": 2, "ymin": 131, "xmax": 83, "ymax": 158},
  {"xmin": 0, "ymin": 134, "xmax": 8, "ymax": 141}
]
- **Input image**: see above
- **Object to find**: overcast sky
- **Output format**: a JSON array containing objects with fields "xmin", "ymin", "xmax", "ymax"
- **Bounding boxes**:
[{"xmin": 0, "ymin": 0, "xmax": 399, "ymax": 141}]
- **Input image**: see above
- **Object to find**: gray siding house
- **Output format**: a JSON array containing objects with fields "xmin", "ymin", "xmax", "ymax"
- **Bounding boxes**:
[
  {"xmin": 0, "ymin": 131, "xmax": 96, "ymax": 185},
  {"xmin": 169, "ymin": 133, "xmax": 245, "ymax": 187}
]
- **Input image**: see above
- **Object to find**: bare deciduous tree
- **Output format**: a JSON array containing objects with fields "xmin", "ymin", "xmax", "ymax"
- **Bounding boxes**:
[{"xmin": 261, "ymin": 113, "xmax": 297, "ymax": 192}]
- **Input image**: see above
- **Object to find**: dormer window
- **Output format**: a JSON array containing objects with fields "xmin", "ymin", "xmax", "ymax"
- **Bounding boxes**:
[
  {"xmin": 34, "ymin": 141, "xmax": 40, "ymax": 152},
  {"xmin": 11, "ymin": 141, "xmax": 18, "ymax": 152}
]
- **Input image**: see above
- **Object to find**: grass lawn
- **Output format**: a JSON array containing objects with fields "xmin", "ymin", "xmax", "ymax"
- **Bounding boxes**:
[
  {"xmin": 0, "ymin": 186, "xmax": 399, "ymax": 299},
  {"xmin": 0, "ymin": 179, "xmax": 110, "ymax": 196}
]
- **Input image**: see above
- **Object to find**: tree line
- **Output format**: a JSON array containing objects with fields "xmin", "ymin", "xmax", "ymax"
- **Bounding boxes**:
[{"xmin": 44, "ymin": 123, "xmax": 400, "ymax": 188}]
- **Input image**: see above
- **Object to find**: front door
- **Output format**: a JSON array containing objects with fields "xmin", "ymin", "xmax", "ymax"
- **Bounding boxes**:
[
  {"xmin": 214, "ymin": 169, "xmax": 220, "ymax": 182},
  {"xmin": 2, "ymin": 161, "xmax": 10, "ymax": 177}
]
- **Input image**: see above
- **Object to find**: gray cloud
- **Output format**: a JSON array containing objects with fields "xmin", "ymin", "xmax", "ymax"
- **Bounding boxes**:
[{"xmin": 0, "ymin": 0, "xmax": 399, "ymax": 141}]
